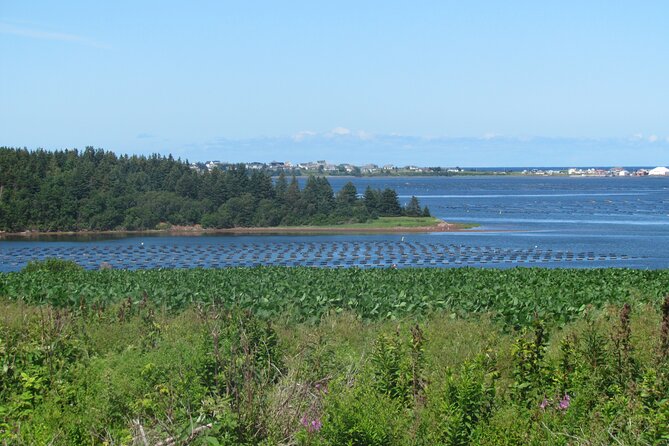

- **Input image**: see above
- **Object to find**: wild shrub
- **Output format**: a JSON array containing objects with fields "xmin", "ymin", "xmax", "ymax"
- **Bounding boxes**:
[
  {"xmin": 510, "ymin": 318, "xmax": 552, "ymax": 405},
  {"xmin": 198, "ymin": 306, "xmax": 284, "ymax": 443},
  {"xmin": 0, "ymin": 307, "xmax": 87, "ymax": 443},
  {"xmin": 318, "ymin": 378, "xmax": 407, "ymax": 446},
  {"xmin": 370, "ymin": 325, "xmax": 425, "ymax": 405},
  {"xmin": 21, "ymin": 258, "xmax": 83, "ymax": 273},
  {"xmin": 418, "ymin": 355, "xmax": 498, "ymax": 446}
]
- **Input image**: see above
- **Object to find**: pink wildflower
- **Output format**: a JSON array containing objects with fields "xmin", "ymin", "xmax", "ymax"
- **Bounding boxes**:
[
  {"xmin": 558, "ymin": 393, "xmax": 570, "ymax": 410},
  {"xmin": 301, "ymin": 415, "xmax": 322, "ymax": 433},
  {"xmin": 539, "ymin": 397, "xmax": 550, "ymax": 410},
  {"xmin": 309, "ymin": 419, "xmax": 322, "ymax": 432}
]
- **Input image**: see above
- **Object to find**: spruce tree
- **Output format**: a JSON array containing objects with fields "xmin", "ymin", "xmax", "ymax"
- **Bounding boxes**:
[{"xmin": 404, "ymin": 196, "xmax": 422, "ymax": 217}]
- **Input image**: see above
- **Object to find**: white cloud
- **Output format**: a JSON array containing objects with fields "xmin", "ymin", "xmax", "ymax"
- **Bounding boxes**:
[
  {"xmin": 0, "ymin": 22, "xmax": 111, "ymax": 49},
  {"xmin": 357, "ymin": 130, "xmax": 374, "ymax": 140},
  {"xmin": 648, "ymin": 134, "xmax": 658, "ymax": 143},
  {"xmin": 328, "ymin": 127, "xmax": 351, "ymax": 137},
  {"xmin": 481, "ymin": 132, "xmax": 501, "ymax": 140},
  {"xmin": 294, "ymin": 127, "xmax": 374, "ymax": 141}
]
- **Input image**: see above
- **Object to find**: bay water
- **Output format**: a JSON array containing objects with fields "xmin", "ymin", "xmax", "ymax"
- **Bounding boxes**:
[{"xmin": 1, "ymin": 176, "xmax": 668, "ymax": 271}]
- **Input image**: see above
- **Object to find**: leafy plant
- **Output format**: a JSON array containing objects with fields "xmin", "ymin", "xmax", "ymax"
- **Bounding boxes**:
[
  {"xmin": 371, "ymin": 325, "xmax": 425, "ymax": 405},
  {"xmin": 21, "ymin": 258, "xmax": 83, "ymax": 273}
]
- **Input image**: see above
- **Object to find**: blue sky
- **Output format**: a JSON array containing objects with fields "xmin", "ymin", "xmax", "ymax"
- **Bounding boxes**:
[{"xmin": 1, "ymin": 1, "xmax": 668, "ymax": 166}]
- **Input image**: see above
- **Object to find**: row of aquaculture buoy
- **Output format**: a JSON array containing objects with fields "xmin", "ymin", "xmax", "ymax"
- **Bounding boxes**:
[{"xmin": 0, "ymin": 241, "xmax": 636, "ymax": 272}]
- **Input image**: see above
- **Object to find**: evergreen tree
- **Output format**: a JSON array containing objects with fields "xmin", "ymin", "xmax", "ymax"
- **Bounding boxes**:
[
  {"xmin": 363, "ymin": 186, "xmax": 380, "ymax": 214},
  {"xmin": 285, "ymin": 175, "xmax": 302, "ymax": 217},
  {"xmin": 274, "ymin": 171, "xmax": 288, "ymax": 204},
  {"xmin": 249, "ymin": 170, "xmax": 275, "ymax": 201},
  {"xmin": 225, "ymin": 164, "xmax": 250, "ymax": 197},
  {"xmin": 379, "ymin": 188, "xmax": 402, "ymax": 216},
  {"xmin": 404, "ymin": 196, "xmax": 422, "ymax": 217},
  {"xmin": 316, "ymin": 177, "xmax": 335, "ymax": 214},
  {"xmin": 337, "ymin": 181, "xmax": 358, "ymax": 207}
]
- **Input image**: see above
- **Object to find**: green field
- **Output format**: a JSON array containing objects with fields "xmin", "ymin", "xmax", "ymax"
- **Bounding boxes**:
[
  {"xmin": 3, "ymin": 265, "xmax": 669, "ymax": 326},
  {"xmin": 2, "ymin": 263, "xmax": 669, "ymax": 444}
]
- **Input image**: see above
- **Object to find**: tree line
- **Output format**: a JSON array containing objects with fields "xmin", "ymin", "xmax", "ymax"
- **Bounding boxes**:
[{"xmin": 0, "ymin": 147, "xmax": 429, "ymax": 232}]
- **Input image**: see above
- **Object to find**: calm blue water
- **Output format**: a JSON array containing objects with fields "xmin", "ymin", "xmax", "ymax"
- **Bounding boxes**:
[{"xmin": 1, "ymin": 176, "xmax": 668, "ymax": 271}]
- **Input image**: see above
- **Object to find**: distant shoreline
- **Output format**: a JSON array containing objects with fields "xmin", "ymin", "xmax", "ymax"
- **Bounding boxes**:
[{"xmin": 0, "ymin": 220, "xmax": 479, "ymax": 238}]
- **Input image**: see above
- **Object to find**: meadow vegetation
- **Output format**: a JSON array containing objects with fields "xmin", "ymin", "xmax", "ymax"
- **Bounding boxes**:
[{"xmin": 1, "ymin": 261, "xmax": 669, "ymax": 445}]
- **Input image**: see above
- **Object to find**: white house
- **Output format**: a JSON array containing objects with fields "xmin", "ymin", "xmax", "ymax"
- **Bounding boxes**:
[{"xmin": 648, "ymin": 166, "xmax": 669, "ymax": 176}]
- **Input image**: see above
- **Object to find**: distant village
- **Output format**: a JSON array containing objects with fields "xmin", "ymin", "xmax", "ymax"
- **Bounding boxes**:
[
  {"xmin": 522, "ymin": 166, "xmax": 669, "ymax": 177},
  {"xmin": 189, "ymin": 160, "xmax": 466, "ymax": 176},
  {"xmin": 189, "ymin": 160, "xmax": 669, "ymax": 177}
]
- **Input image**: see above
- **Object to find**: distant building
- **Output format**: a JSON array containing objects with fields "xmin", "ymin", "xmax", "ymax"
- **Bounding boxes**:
[
  {"xmin": 340, "ymin": 164, "xmax": 356, "ymax": 173},
  {"xmin": 648, "ymin": 166, "xmax": 669, "ymax": 176},
  {"xmin": 360, "ymin": 164, "xmax": 378, "ymax": 173},
  {"xmin": 205, "ymin": 161, "xmax": 220, "ymax": 171},
  {"xmin": 269, "ymin": 161, "xmax": 287, "ymax": 169}
]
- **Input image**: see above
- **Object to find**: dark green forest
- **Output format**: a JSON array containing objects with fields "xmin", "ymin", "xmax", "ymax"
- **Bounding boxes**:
[{"xmin": 0, "ymin": 147, "xmax": 429, "ymax": 232}]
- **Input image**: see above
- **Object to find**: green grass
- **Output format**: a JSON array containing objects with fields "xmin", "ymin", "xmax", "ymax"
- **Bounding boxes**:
[
  {"xmin": 234, "ymin": 216, "xmax": 465, "ymax": 231},
  {"xmin": 449, "ymin": 221, "xmax": 480, "ymax": 229},
  {"xmin": 2, "ymin": 298, "xmax": 669, "ymax": 445},
  {"xmin": 340, "ymin": 216, "xmax": 479, "ymax": 229},
  {"xmin": 333, "ymin": 216, "xmax": 443, "ymax": 228}
]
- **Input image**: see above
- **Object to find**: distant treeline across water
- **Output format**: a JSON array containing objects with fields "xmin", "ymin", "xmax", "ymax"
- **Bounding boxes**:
[{"xmin": 0, "ymin": 147, "xmax": 428, "ymax": 232}]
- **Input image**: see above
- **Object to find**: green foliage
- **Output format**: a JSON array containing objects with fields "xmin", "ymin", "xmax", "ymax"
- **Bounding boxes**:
[
  {"xmin": 2, "ymin": 296, "xmax": 669, "ymax": 444},
  {"xmin": 510, "ymin": 318, "xmax": 551, "ymax": 404},
  {"xmin": 404, "ymin": 196, "xmax": 422, "ymax": 217},
  {"xmin": 379, "ymin": 188, "xmax": 402, "ymax": 216},
  {"xmin": 21, "ymin": 258, "xmax": 83, "ymax": 273},
  {"xmin": 3, "ymin": 267, "xmax": 669, "ymax": 328},
  {"xmin": 1, "ymin": 147, "xmax": 431, "ymax": 232},
  {"xmin": 371, "ymin": 325, "xmax": 425, "ymax": 404},
  {"xmin": 0, "ymin": 301, "xmax": 287, "ymax": 444},
  {"xmin": 199, "ymin": 307, "xmax": 283, "ymax": 442},
  {"xmin": 420, "ymin": 356, "xmax": 498, "ymax": 445},
  {"xmin": 319, "ymin": 379, "xmax": 407, "ymax": 446}
]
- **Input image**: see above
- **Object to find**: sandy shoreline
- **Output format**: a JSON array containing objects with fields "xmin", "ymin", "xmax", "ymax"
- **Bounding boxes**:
[{"xmin": 0, "ymin": 221, "xmax": 480, "ymax": 238}]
